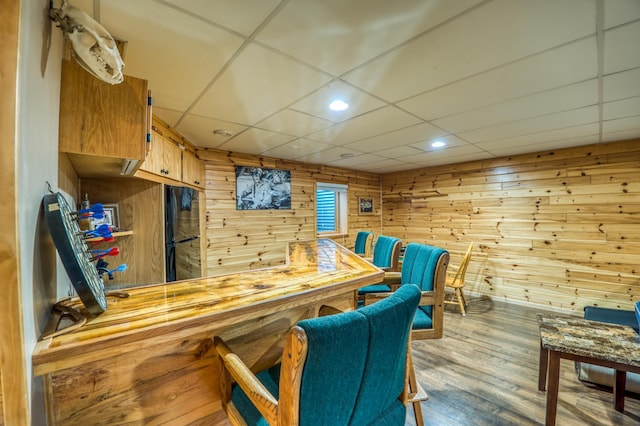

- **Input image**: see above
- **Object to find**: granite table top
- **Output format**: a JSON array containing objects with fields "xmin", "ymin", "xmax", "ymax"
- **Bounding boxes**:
[{"xmin": 537, "ymin": 313, "xmax": 640, "ymax": 368}]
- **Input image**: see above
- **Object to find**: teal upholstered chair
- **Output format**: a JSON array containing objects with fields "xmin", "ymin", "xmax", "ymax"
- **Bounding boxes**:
[
  {"xmin": 364, "ymin": 243, "xmax": 449, "ymax": 340},
  {"xmin": 362, "ymin": 243, "xmax": 449, "ymax": 425},
  {"xmin": 354, "ymin": 231, "xmax": 373, "ymax": 257},
  {"xmin": 214, "ymin": 284, "xmax": 421, "ymax": 426},
  {"xmin": 358, "ymin": 235, "xmax": 402, "ymax": 295}
]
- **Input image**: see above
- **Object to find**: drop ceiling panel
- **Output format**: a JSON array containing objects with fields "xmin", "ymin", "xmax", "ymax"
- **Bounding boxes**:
[
  {"xmin": 289, "ymin": 80, "xmax": 386, "ymax": 122},
  {"xmin": 295, "ymin": 146, "xmax": 363, "ymax": 164},
  {"xmin": 373, "ymin": 145, "xmax": 427, "ymax": 159},
  {"xmin": 603, "ymin": 68, "xmax": 640, "ymax": 101},
  {"xmin": 255, "ymin": 109, "xmax": 333, "ymax": 136},
  {"xmin": 329, "ymin": 153, "xmax": 388, "ymax": 169},
  {"xmin": 604, "ymin": 97, "xmax": 640, "ymax": 120},
  {"xmin": 397, "ymin": 144, "xmax": 488, "ymax": 167},
  {"xmin": 95, "ymin": 0, "xmax": 244, "ymax": 112},
  {"xmin": 343, "ymin": 0, "xmax": 595, "ymax": 102},
  {"xmin": 260, "ymin": 138, "xmax": 333, "ymax": 160},
  {"xmin": 397, "ymin": 37, "xmax": 598, "ymax": 121},
  {"xmin": 604, "ymin": 0, "xmax": 640, "ymax": 29},
  {"xmin": 376, "ymin": 162, "xmax": 421, "ymax": 174},
  {"xmin": 409, "ymin": 135, "xmax": 471, "ymax": 152},
  {"xmin": 255, "ymin": 0, "xmax": 485, "ymax": 76},
  {"xmin": 190, "ymin": 43, "xmax": 332, "ymax": 124},
  {"xmin": 433, "ymin": 79, "xmax": 599, "ymax": 134},
  {"xmin": 342, "ymin": 122, "xmax": 447, "ymax": 152},
  {"xmin": 365, "ymin": 158, "xmax": 413, "ymax": 171},
  {"xmin": 153, "ymin": 107, "xmax": 184, "ymax": 128},
  {"xmin": 475, "ymin": 123, "xmax": 599, "ymax": 151},
  {"xmin": 604, "ymin": 22, "xmax": 640, "ymax": 74},
  {"xmin": 603, "ymin": 116, "xmax": 640, "ymax": 134},
  {"xmin": 459, "ymin": 106, "xmax": 599, "ymax": 143},
  {"xmin": 602, "ymin": 128, "xmax": 640, "ymax": 142},
  {"xmin": 176, "ymin": 114, "xmax": 248, "ymax": 149},
  {"xmin": 306, "ymin": 107, "xmax": 421, "ymax": 145},
  {"xmin": 162, "ymin": 0, "xmax": 281, "ymax": 37},
  {"xmin": 218, "ymin": 128, "xmax": 295, "ymax": 154}
]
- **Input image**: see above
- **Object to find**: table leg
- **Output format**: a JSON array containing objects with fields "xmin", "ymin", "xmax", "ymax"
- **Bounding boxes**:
[
  {"xmin": 538, "ymin": 341, "xmax": 548, "ymax": 391},
  {"xmin": 545, "ymin": 350, "xmax": 560, "ymax": 426},
  {"xmin": 614, "ymin": 370, "xmax": 626, "ymax": 412}
]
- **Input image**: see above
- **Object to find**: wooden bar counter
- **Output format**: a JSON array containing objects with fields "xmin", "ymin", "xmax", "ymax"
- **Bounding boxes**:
[{"xmin": 33, "ymin": 239, "xmax": 383, "ymax": 425}]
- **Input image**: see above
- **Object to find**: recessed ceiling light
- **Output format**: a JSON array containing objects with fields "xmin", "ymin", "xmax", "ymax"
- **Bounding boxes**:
[
  {"xmin": 329, "ymin": 100, "xmax": 349, "ymax": 111},
  {"xmin": 431, "ymin": 140, "xmax": 446, "ymax": 148},
  {"xmin": 340, "ymin": 152, "xmax": 354, "ymax": 159}
]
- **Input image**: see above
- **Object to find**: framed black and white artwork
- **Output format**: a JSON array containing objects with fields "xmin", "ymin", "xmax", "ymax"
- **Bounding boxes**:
[{"xmin": 236, "ymin": 166, "xmax": 291, "ymax": 210}]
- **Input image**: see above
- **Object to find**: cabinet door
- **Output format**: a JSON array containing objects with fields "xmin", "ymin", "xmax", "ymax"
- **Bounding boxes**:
[
  {"xmin": 163, "ymin": 139, "xmax": 182, "ymax": 181},
  {"xmin": 139, "ymin": 133, "xmax": 181, "ymax": 182},
  {"xmin": 139, "ymin": 133, "xmax": 166, "ymax": 175},
  {"xmin": 182, "ymin": 151, "xmax": 205, "ymax": 188},
  {"xmin": 58, "ymin": 60, "xmax": 148, "ymax": 160}
]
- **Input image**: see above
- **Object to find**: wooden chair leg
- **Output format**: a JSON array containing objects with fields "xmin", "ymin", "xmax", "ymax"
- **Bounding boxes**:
[
  {"xmin": 456, "ymin": 288, "xmax": 466, "ymax": 316},
  {"xmin": 459, "ymin": 287, "xmax": 467, "ymax": 306},
  {"xmin": 407, "ymin": 349, "xmax": 427, "ymax": 426}
]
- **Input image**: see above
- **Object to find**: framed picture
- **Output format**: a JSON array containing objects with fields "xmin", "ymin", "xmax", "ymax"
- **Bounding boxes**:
[
  {"xmin": 359, "ymin": 196, "xmax": 374, "ymax": 215},
  {"xmin": 236, "ymin": 166, "xmax": 291, "ymax": 210},
  {"xmin": 91, "ymin": 203, "xmax": 120, "ymax": 230}
]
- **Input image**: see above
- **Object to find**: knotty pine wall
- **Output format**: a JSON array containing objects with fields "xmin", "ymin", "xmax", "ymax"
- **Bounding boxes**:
[
  {"xmin": 197, "ymin": 148, "xmax": 381, "ymax": 275},
  {"xmin": 382, "ymin": 139, "xmax": 640, "ymax": 312}
]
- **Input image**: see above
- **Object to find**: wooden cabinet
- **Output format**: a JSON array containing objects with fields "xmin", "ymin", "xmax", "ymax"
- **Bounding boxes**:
[
  {"xmin": 58, "ymin": 60, "xmax": 150, "ymax": 177},
  {"xmin": 139, "ymin": 133, "xmax": 182, "ymax": 181},
  {"xmin": 182, "ymin": 150, "xmax": 205, "ymax": 189},
  {"xmin": 138, "ymin": 131, "xmax": 205, "ymax": 189}
]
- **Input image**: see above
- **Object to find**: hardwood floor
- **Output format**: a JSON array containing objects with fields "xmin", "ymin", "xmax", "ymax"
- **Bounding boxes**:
[{"xmin": 408, "ymin": 296, "xmax": 640, "ymax": 425}]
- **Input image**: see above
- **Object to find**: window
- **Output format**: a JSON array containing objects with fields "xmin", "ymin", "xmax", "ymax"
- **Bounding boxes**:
[{"xmin": 316, "ymin": 182, "xmax": 348, "ymax": 235}]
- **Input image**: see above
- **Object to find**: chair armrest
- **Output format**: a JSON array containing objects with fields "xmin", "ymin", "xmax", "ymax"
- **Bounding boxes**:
[
  {"xmin": 362, "ymin": 292, "xmax": 391, "ymax": 305},
  {"xmin": 214, "ymin": 337, "xmax": 278, "ymax": 424},
  {"xmin": 382, "ymin": 271, "xmax": 401, "ymax": 285},
  {"xmin": 364, "ymin": 289, "xmax": 436, "ymax": 306},
  {"xmin": 419, "ymin": 291, "xmax": 436, "ymax": 306}
]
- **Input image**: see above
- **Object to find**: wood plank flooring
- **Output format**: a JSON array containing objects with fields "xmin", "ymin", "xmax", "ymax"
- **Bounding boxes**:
[{"xmin": 409, "ymin": 296, "xmax": 640, "ymax": 425}]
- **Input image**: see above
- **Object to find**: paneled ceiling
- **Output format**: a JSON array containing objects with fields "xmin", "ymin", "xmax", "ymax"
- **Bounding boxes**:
[{"xmin": 71, "ymin": 0, "xmax": 640, "ymax": 172}]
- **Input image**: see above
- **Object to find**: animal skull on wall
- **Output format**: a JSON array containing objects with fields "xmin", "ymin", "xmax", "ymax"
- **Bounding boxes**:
[{"xmin": 49, "ymin": 0, "xmax": 125, "ymax": 84}]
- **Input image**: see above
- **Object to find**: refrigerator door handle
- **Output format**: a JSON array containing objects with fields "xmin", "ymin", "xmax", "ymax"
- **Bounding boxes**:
[
  {"xmin": 166, "ymin": 243, "xmax": 176, "ymax": 282},
  {"xmin": 175, "ymin": 236, "xmax": 199, "ymax": 244}
]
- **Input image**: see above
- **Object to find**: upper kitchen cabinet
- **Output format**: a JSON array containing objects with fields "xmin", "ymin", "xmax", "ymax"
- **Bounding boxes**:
[
  {"xmin": 138, "ymin": 132, "xmax": 182, "ymax": 182},
  {"xmin": 182, "ymin": 150, "xmax": 205, "ymax": 189},
  {"xmin": 136, "ymin": 117, "xmax": 206, "ymax": 189},
  {"xmin": 58, "ymin": 59, "xmax": 150, "ymax": 177}
]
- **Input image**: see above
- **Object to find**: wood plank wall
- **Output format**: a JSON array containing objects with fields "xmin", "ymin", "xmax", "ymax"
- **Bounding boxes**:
[
  {"xmin": 382, "ymin": 139, "xmax": 640, "ymax": 312},
  {"xmin": 197, "ymin": 148, "xmax": 381, "ymax": 275}
]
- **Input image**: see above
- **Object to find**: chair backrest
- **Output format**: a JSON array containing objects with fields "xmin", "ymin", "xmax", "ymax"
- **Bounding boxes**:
[
  {"xmin": 372, "ymin": 235, "xmax": 402, "ymax": 271},
  {"xmin": 400, "ymin": 243, "xmax": 449, "ymax": 339},
  {"xmin": 354, "ymin": 231, "xmax": 373, "ymax": 257},
  {"xmin": 293, "ymin": 284, "xmax": 421, "ymax": 425},
  {"xmin": 449, "ymin": 242, "xmax": 473, "ymax": 287}
]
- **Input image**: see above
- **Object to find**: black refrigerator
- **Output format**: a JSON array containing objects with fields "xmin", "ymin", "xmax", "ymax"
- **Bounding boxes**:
[{"xmin": 165, "ymin": 185, "xmax": 201, "ymax": 282}]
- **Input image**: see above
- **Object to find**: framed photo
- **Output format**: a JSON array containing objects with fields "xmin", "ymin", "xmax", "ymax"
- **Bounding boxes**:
[
  {"xmin": 236, "ymin": 166, "xmax": 291, "ymax": 210},
  {"xmin": 91, "ymin": 203, "xmax": 120, "ymax": 230},
  {"xmin": 359, "ymin": 196, "xmax": 374, "ymax": 215}
]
